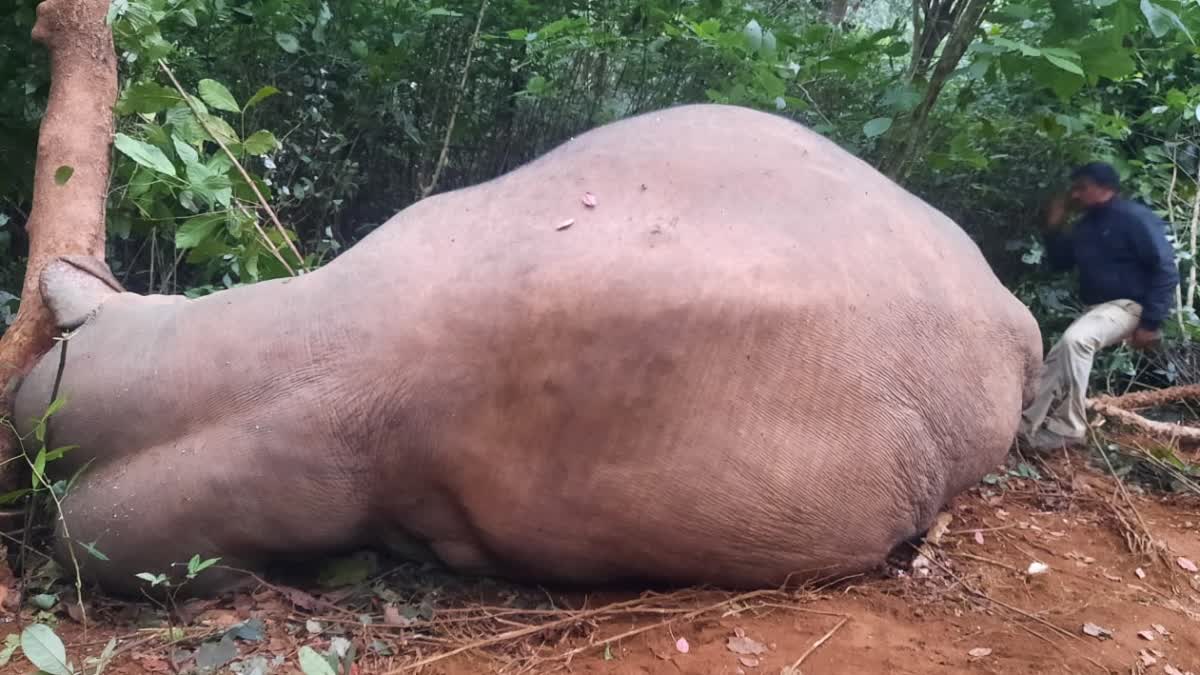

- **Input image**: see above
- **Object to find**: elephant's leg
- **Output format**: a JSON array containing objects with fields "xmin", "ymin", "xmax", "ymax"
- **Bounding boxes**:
[{"xmin": 51, "ymin": 430, "xmax": 367, "ymax": 597}]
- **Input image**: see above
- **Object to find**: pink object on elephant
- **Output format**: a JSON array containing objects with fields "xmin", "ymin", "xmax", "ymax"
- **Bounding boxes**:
[{"xmin": 13, "ymin": 104, "xmax": 1042, "ymax": 597}]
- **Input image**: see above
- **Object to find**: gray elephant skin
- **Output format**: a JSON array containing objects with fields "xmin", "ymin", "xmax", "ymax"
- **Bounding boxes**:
[{"xmin": 12, "ymin": 104, "xmax": 1042, "ymax": 597}]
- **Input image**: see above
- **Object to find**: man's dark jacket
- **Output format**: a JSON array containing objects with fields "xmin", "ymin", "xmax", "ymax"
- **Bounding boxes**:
[{"xmin": 1044, "ymin": 196, "xmax": 1180, "ymax": 331}]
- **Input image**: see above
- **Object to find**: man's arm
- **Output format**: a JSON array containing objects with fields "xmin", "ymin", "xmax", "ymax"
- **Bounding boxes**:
[
  {"xmin": 1126, "ymin": 207, "xmax": 1180, "ymax": 333},
  {"xmin": 1041, "ymin": 194, "xmax": 1075, "ymax": 271}
]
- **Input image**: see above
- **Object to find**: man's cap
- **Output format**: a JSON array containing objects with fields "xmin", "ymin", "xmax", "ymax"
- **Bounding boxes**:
[{"xmin": 1070, "ymin": 161, "xmax": 1120, "ymax": 190}]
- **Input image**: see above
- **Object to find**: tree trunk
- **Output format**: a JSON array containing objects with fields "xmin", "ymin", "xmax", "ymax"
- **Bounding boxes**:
[
  {"xmin": 0, "ymin": 0, "xmax": 117, "ymax": 489},
  {"xmin": 879, "ymin": 0, "xmax": 992, "ymax": 180}
]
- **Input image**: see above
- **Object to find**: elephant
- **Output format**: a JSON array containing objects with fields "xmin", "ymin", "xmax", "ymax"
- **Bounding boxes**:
[{"xmin": 11, "ymin": 103, "xmax": 1042, "ymax": 597}]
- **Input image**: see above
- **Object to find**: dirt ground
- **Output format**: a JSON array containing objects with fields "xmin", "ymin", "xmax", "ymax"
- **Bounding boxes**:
[{"xmin": 1, "ymin": 443, "xmax": 1198, "ymax": 675}]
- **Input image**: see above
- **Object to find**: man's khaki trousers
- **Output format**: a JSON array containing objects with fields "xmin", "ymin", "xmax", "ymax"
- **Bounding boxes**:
[{"xmin": 1020, "ymin": 299, "xmax": 1143, "ymax": 442}]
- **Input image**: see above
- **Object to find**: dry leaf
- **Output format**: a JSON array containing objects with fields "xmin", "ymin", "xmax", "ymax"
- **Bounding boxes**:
[
  {"xmin": 384, "ymin": 605, "xmax": 406, "ymax": 626},
  {"xmin": 279, "ymin": 585, "xmax": 319, "ymax": 610},
  {"xmin": 1153, "ymin": 624, "xmax": 1169, "ymax": 636},
  {"xmin": 581, "ymin": 192, "xmax": 597, "ymax": 207},
  {"xmin": 675, "ymin": 637, "xmax": 690, "ymax": 654},
  {"xmin": 1177, "ymin": 557, "xmax": 1198, "ymax": 573},
  {"xmin": 1138, "ymin": 630, "xmax": 1156, "ymax": 641},
  {"xmin": 1082, "ymin": 622, "xmax": 1113, "ymax": 640},
  {"xmin": 1136, "ymin": 567, "xmax": 1147, "ymax": 579},
  {"xmin": 968, "ymin": 648, "xmax": 992, "ymax": 657},
  {"xmin": 1164, "ymin": 666, "xmax": 1184, "ymax": 675},
  {"xmin": 1027, "ymin": 561, "xmax": 1049, "ymax": 575},
  {"xmin": 927, "ymin": 512, "xmax": 953, "ymax": 545},
  {"xmin": 726, "ymin": 636, "xmax": 768, "ymax": 656},
  {"xmin": 1139, "ymin": 650, "xmax": 1158, "ymax": 666},
  {"xmin": 739, "ymin": 656, "xmax": 760, "ymax": 668},
  {"xmin": 196, "ymin": 609, "xmax": 240, "ymax": 630},
  {"xmin": 556, "ymin": 218, "xmax": 574, "ymax": 231},
  {"xmin": 132, "ymin": 653, "xmax": 171, "ymax": 673},
  {"xmin": 973, "ymin": 531, "xmax": 985, "ymax": 545},
  {"xmin": 66, "ymin": 601, "xmax": 86, "ymax": 623},
  {"xmin": 1103, "ymin": 572, "xmax": 1121, "ymax": 581}
]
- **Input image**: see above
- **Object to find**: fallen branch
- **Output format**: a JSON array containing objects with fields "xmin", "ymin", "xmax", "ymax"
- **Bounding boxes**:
[
  {"xmin": 1090, "ymin": 384, "xmax": 1200, "ymax": 411},
  {"xmin": 1088, "ymin": 399, "xmax": 1200, "ymax": 442}
]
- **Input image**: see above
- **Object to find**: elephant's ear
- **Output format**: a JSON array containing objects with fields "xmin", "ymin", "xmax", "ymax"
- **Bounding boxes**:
[{"xmin": 39, "ymin": 255, "xmax": 125, "ymax": 330}]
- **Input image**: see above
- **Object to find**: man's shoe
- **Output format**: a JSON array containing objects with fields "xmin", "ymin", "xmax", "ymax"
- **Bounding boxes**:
[{"xmin": 1023, "ymin": 428, "xmax": 1084, "ymax": 451}]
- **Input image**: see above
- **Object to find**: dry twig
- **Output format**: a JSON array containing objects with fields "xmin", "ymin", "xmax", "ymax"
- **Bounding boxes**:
[{"xmin": 782, "ymin": 616, "xmax": 849, "ymax": 675}]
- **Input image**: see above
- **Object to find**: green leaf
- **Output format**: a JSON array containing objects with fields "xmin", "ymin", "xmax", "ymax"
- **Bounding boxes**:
[
  {"xmin": 863, "ymin": 117, "xmax": 893, "ymax": 138},
  {"xmin": 81, "ymin": 541, "xmax": 109, "ymax": 561},
  {"xmin": 350, "ymin": 40, "xmax": 369, "ymax": 59},
  {"xmin": 116, "ymin": 82, "xmax": 179, "ymax": 115},
  {"xmin": 1140, "ymin": 0, "xmax": 1193, "ymax": 42},
  {"xmin": 31, "ymin": 594, "xmax": 58, "ymax": 610},
  {"xmin": 45, "ymin": 396, "xmax": 66, "ymax": 419},
  {"xmin": 991, "ymin": 36, "xmax": 1041, "ymax": 57},
  {"xmin": 198, "ymin": 111, "xmax": 240, "ymax": 146},
  {"xmin": 198, "ymin": 79, "xmax": 240, "ymax": 113},
  {"xmin": 175, "ymin": 213, "xmax": 225, "ymax": 249},
  {"xmin": 0, "ymin": 489, "xmax": 32, "ymax": 506},
  {"xmin": 244, "ymin": 86, "xmax": 280, "ymax": 110},
  {"xmin": 1080, "ymin": 33, "xmax": 1135, "ymax": 80},
  {"xmin": 172, "ymin": 135, "xmax": 199, "ymax": 164},
  {"xmin": 186, "ymin": 554, "xmax": 220, "ymax": 577},
  {"xmin": 135, "ymin": 572, "xmax": 166, "ymax": 586},
  {"xmin": 1031, "ymin": 59, "xmax": 1085, "ymax": 100},
  {"xmin": 31, "ymin": 448, "xmax": 47, "ymax": 489},
  {"xmin": 426, "ymin": 7, "xmax": 464, "ymax": 16},
  {"xmin": 743, "ymin": 19, "xmax": 763, "ymax": 52},
  {"xmin": 298, "ymin": 646, "xmax": 337, "ymax": 675},
  {"xmin": 42, "ymin": 445, "xmax": 77, "ymax": 462},
  {"xmin": 166, "ymin": 104, "xmax": 208, "ymax": 145},
  {"xmin": 113, "ymin": 133, "xmax": 176, "ymax": 177},
  {"xmin": 105, "ymin": 0, "xmax": 128, "ymax": 25},
  {"xmin": 243, "ymin": 130, "xmax": 278, "ymax": 156},
  {"xmin": 186, "ymin": 162, "xmax": 233, "ymax": 207},
  {"xmin": 276, "ymin": 32, "xmax": 300, "ymax": 53},
  {"xmin": 54, "ymin": 166, "xmax": 73, "ymax": 186},
  {"xmin": 20, "ymin": 624, "xmax": 71, "ymax": 675},
  {"xmin": 1044, "ymin": 53, "xmax": 1084, "ymax": 75}
]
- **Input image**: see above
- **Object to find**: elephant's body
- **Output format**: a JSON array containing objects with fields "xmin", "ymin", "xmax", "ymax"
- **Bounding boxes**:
[{"xmin": 14, "ymin": 104, "xmax": 1041, "ymax": 596}]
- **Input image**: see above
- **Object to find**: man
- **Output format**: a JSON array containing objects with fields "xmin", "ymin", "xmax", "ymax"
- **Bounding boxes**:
[{"xmin": 1020, "ymin": 161, "xmax": 1180, "ymax": 449}]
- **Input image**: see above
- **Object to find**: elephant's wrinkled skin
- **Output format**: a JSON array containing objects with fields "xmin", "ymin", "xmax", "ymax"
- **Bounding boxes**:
[{"xmin": 13, "ymin": 104, "xmax": 1041, "ymax": 596}]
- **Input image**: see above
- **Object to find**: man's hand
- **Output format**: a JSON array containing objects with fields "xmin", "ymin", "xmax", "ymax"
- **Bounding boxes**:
[
  {"xmin": 1044, "ymin": 193, "xmax": 1070, "ymax": 230},
  {"xmin": 1130, "ymin": 327, "xmax": 1161, "ymax": 350}
]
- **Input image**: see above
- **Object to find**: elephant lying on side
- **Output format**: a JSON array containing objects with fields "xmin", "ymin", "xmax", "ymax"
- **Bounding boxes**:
[{"xmin": 12, "ymin": 104, "xmax": 1042, "ymax": 596}]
